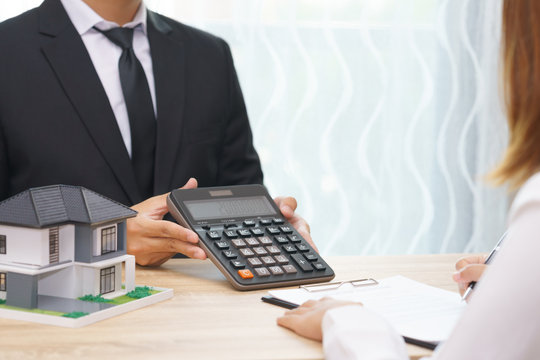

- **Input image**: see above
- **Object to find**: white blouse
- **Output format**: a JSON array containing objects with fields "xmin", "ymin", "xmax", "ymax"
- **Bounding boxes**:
[{"xmin": 322, "ymin": 172, "xmax": 540, "ymax": 360}]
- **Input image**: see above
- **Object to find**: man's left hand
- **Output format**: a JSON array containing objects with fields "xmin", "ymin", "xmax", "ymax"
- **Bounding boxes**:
[{"xmin": 274, "ymin": 196, "xmax": 318, "ymax": 253}]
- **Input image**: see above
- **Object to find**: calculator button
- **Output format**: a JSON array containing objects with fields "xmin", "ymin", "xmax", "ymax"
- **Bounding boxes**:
[
  {"xmin": 295, "ymin": 244, "xmax": 310, "ymax": 252},
  {"xmin": 282, "ymin": 265, "xmax": 297, "ymax": 274},
  {"xmin": 272, "ymin": 218, "xmax": 285, "ymax": 225},
  {"xmin": 243, "ymin": 220, "xmax": 256, "ymax": 227},
  {"xmin": 201, "ymin": 225, "xmax": 211, "ymax": 230},
  {"xmin": 287, "ymin": 234, "xmax": 302, "ymax": 243},
  {"xmin": 258, "ymin": 236, "xmax": 273, "ymax": 245},
  {"xmin": 206, "ymin": 231, "xmax": 221, "ymax": 240},
  {"xmin": 312, "ymin": 262, "xmax": 326, "ymax": 271},
  {"xmin": 231, "ymin": 260, "xmax": 245, "ymax": 269},
  {"xmin": 215, "ymin": 241, "xmax": 229, "ymax": 249},
  {"xmin": 224, "ymin": 230, "xmax": 238, "ymax": 238},
  {"xmin": 269, "ymin": 266, "xmax": 284, "ymax": 275},
  {"xmin": 237, "ymin": 229, "xmax": 251, "ymax": 237},
  {"xmin": 245, "ymin": 237, "xmax": 260, "ymax": 246},
  {"xmin": 266, "ymin": 226, "xmax": 280, "ymax": 235},
  {"xmin": 261, "ymin": 256, "xmax": 276, "ymax": 265},
  {"xmin": 260, "ymin": 219, "xmax": 272, "ymax": 226},
  {"xmin": 279, "ymin": 226, "xmax": 293, "ymax": 234},
  {"xmin": 291, "ymin": 253, "xmax": 313, "ymax": 272},
  {"xmin": 238, "ymin": 269, "xmax": 254, "ymax": 279},
  {"xmin": 283, "ymin": 244, "xmax": 296, "ymax": 253},
  {"xmin": 248, "ymin": 257, "xmax": 263, "ymax": 267},
  {"xmin": 231, "ymin": 239, "xmax": 247, "ymax": 248},
  {"xmin": 253, "ymin": 247, "xmax": 268, "ymax": 256},
  {"xmin": 254, "ymin": 267, "xmax": 271, "ymax": 277},
  {"xmin": 274, "ymin": 235, "xmax": 288, "ymax": 244},
  {"xmin": 224, "ymin": 223, "xmax": 238, "ymax": 229},
  {"xmin": 250, "ymin": 228, "xmax": 265, "ymax": 236},
  {"xmin": 222, "ymin": 250, "xmax": 237, "ymax": 259},
  {"xmin": 266, "ymin": 246, "xmax": 281, "ymax": 255},
  {"xmin": 304, "ymin": 253, "xmax": 318, "ymax": 261},
  {"xmin": 274, "ymin": 255, "xmax": 289, "ymax": 264},
  {"xmin": 239, "ymin": 248, "xmax": 255, "ymax": 257}
]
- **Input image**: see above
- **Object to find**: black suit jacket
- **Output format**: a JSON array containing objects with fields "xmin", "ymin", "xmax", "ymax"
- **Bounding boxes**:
[{"xmin": 0, "ymin": 0, "xmax": 263, "ymax": 206}]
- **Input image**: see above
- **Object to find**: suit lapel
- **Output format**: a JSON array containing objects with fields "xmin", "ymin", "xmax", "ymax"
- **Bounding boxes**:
[
  {"xmin": 147, "ymin": 11, "xmax": 186, "ymax": 194},
  {"xmin": 38, "ymin": 0, "xmax": 142, "ymax": 204}
]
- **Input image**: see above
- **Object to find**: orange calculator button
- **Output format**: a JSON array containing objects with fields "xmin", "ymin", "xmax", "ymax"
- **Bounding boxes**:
[{"xmin": 238, "ymin": 269, "xmax": 254, "ymax": 279}]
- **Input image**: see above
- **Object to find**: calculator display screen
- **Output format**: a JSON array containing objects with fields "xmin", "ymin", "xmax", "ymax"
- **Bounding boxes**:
[{"xmin": 184, "ymin": 196, "xmax": 277, "ymax": 221}]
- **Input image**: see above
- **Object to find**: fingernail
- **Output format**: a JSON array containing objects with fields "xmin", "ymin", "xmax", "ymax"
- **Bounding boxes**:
[
  {"xmin": 281, "ymin": 205, "xmax": 292, "ymax": 214},
  {"xmin": 452, "ymin": 271, "xmax": 461, "ymax": 282}
]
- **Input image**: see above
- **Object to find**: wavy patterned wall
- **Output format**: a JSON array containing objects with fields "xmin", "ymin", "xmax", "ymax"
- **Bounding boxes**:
[{"xmin": 1, "ymin": 0, "xmax": 510, "ymax": 255}]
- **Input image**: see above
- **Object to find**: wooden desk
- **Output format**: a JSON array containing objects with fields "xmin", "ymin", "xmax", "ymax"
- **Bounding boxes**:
[{"xmin": 0, "ymin": 254, "xmax": 463, "ymax": 359}]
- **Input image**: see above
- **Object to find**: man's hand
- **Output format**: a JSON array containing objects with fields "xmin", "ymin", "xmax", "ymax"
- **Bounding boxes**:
[
  {"xmin": 452, "ymin": 254, "xmax": 488, "ymax": 297},
  {"xmin": 274, "ymin": 196, "xmax": 318, "ymax": 253},
  {"xmin": 277, "ymin": 298, "xmax": 361, "ymax": 341},
  {"xmin": 127, "ymin": 178, "xmax": 207, "ymax": 266}
]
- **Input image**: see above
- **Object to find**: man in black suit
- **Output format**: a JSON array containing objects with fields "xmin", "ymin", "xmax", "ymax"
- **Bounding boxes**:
[{"xmin": 0, "ymin": 0, "xmax": 314, "ymax": 266}]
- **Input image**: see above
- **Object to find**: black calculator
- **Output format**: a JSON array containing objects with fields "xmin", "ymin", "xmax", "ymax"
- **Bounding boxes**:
[{"xmin": 167, "ymin": 185, "xmax": 335, "ymax": 290}]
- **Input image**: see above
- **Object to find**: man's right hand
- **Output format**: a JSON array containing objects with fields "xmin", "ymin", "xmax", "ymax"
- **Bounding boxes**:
[
  {"xmin": 452, "ymin": 254, "xmax": 488, "ymax": 297},
  {"xmin": 127, "ymin": 178, "xmax": 207, "ymax": 266}
]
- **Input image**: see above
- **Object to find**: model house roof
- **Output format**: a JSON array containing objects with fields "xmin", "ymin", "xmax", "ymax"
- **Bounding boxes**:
[{"xmin": 0, "ymin": 185, "xmax": 137, "ymax": 228}]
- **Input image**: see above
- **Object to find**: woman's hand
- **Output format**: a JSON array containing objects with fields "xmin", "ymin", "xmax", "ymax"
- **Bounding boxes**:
[
  {"xmin": 452, "ymin": 254, "xmax": 488, "ymax": 297},
  {"xmin": 277, "ymin": 298, "xmax": 362, "ymax": 341}
]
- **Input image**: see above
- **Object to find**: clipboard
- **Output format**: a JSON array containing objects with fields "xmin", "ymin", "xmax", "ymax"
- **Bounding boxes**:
[{"xmin": 263, "ymin": 275, "xmax": 466, "ymax": 350}]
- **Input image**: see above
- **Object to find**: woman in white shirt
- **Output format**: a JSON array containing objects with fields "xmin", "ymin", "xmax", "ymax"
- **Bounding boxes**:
[{"xmin": 277, "ymin": 1, "xmax": 540, "ymax": 358}]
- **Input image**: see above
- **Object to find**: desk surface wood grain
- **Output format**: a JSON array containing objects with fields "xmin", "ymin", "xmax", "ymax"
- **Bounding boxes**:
[{"xmin": 0, "ymin": 254, "xmax": 464, "ymax": 360}]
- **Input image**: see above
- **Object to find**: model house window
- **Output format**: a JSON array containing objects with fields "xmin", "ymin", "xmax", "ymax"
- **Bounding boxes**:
[
  {"xmin": 0, "ymin": 272, "xmax": 6, "ymax": 291},
  {"xmin": 0, "ymin": 235, "xmax": 6, "ymax": 254},
  {"xmin": 100, "ymin": 266, "xmax": 115, "ymax": 294},
  {"xmin": 101, "ymin": 226, "xmax": 117, "ymax": 254},
  {"xmin": 49, "ymin": 227, "xmax": 59, "ymax": 264}
]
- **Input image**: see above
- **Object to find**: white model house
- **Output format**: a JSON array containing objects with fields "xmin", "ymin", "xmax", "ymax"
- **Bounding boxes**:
[{"xmin": 0, "ymin": 185, "xmax": 137, "ymax": 309}]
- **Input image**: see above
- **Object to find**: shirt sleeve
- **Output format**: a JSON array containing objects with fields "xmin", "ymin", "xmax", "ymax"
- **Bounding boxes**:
[
  {"xmin": 322, "ymin": 305, "xmax": 409, "ymax": 360},
  {"xmin": 431, "ymin": 174, "xmax": 540, "ymax": 359}
]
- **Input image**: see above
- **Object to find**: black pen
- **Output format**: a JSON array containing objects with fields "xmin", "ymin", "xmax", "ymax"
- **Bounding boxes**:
[{"xmin": 462, "ymin": 231, "xmax": 507, "ymax": 301}]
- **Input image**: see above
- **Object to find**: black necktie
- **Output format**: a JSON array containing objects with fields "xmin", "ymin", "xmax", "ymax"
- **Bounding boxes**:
[{"xmin": 95, "ymin": 26, "xmax": 156, "ymax": 200}]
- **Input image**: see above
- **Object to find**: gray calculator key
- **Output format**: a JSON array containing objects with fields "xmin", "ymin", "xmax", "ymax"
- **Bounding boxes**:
[
  {"xmin": 261, "ymin": 256, "xmax": 276, "ymax": 265},
  {"xmin": 266, "ymin": 226, "xmax": 280, "ymax": 235},
  {"xmin": 222, "ymin": 250, "xmax": 237, "ymax": 259},
  {"xmin": 312, "ymin": 262, "xmax": 326, "ymax": 271},
  {"xmin": 295, "ymin": 244, "xmax": 310, "ymax": 252},
  {"xmin": 231, "ymin": 260, "xmax": 245, "ymax": 268},
  {"xmin": 269, "ymin": 266, "xmax": 284, "ymax": 275},
  {"xmin": 274, "ymin": 255, "xmax": 289, "ymax": 264},
  {"xmin": 253, "ymin": 247, "xmax": 268, "ymax": 256},
  {"xmin": 291, "ymin": 253, "xmax": 313, "ymax": 272},
  {"xmin": 279, "ymin": 226, "xmax": 293, "ymax": 234},
  {"xmin": 206, "ymin": 231, "xmax": 221, "ymax": 240},
  {"xmin": 258, "ymin": 236, "xmax": 273, "ymax": 245},
  {"xmin": 243, "ymin": 220, "xmax": 256, "ymax": 227},
  {"xmin": 282, "ymin": 264, "xmax": 297, "ymax": 274},
  {"xmin": 304, "ymin": 253, "xmax": 318, "ymax": 261},
  {"xmin": 224, "ymin": 230, "xmax": 238, "ymax": 238},
  {"xmin": 274, "ymin": 235, "xmax": 288, "ymax": 244},
  {"xmin": 245, "ymin": 237, "xmax": 260, "ymax": 246},
  {"xmin": 254, "ymin": 267, "xmax": 271, "ymax": 277},
  {"xmin": 237, "ymin": 229, "xmax": 251, "ymax": 237},
  {"xmin": 251, "ymin": 228, "xmax": 265, "ymax": 236},
  {"xmin": 239, "ymin": 248, "xmax": 255, "ymax": 257},
  {"xmin": 248, "ymin": 257, "xmax": 263, "ymax": 267},
  {"xmin": 266, "ymin": 246, "xmax": 281, "ymax": 255},
  {"xmin": 288, "ymin": 234, "xmax": 302, "ymax": 243},
  {"xmin": 283, "ymin": 244, "xmax": 296, "ymax": 253},
  {"xmin": 215, "ymin": 241, "xmax": 229, "ymax": 249}
]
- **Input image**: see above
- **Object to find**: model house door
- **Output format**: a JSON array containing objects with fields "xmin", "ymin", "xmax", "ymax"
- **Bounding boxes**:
[
  {"xmin": 49, "ymin": 227, "xmax": 59, "ymax": 264},
  {"xmin": 100, "ymin": 266, "xmax": 115, "ymax": 294}
]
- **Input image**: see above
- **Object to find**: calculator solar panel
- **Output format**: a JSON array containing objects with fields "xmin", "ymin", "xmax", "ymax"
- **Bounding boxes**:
[{"xmin": 167, "ymin": 185, "xmax": 335, "ymax": 290}]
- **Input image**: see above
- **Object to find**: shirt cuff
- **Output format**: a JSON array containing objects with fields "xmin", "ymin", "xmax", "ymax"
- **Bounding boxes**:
[{"xmin": 322, "ymin": 305, "xmax": 408, "ymax": 360}]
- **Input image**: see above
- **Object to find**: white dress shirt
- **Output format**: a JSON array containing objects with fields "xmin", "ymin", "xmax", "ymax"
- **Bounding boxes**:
[
  {"xmin": 60, "ymin": 0, "xmax": 156, "ymax": 157},
  {"xmin": 322, "ymin": 172, "xmax": 540, "ymax": 359}
]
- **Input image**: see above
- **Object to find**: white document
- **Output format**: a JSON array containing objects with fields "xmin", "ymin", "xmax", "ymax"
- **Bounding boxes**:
[{"xmin": 268, "ymin": 275, "xmax": 466, "ymax": 344}]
